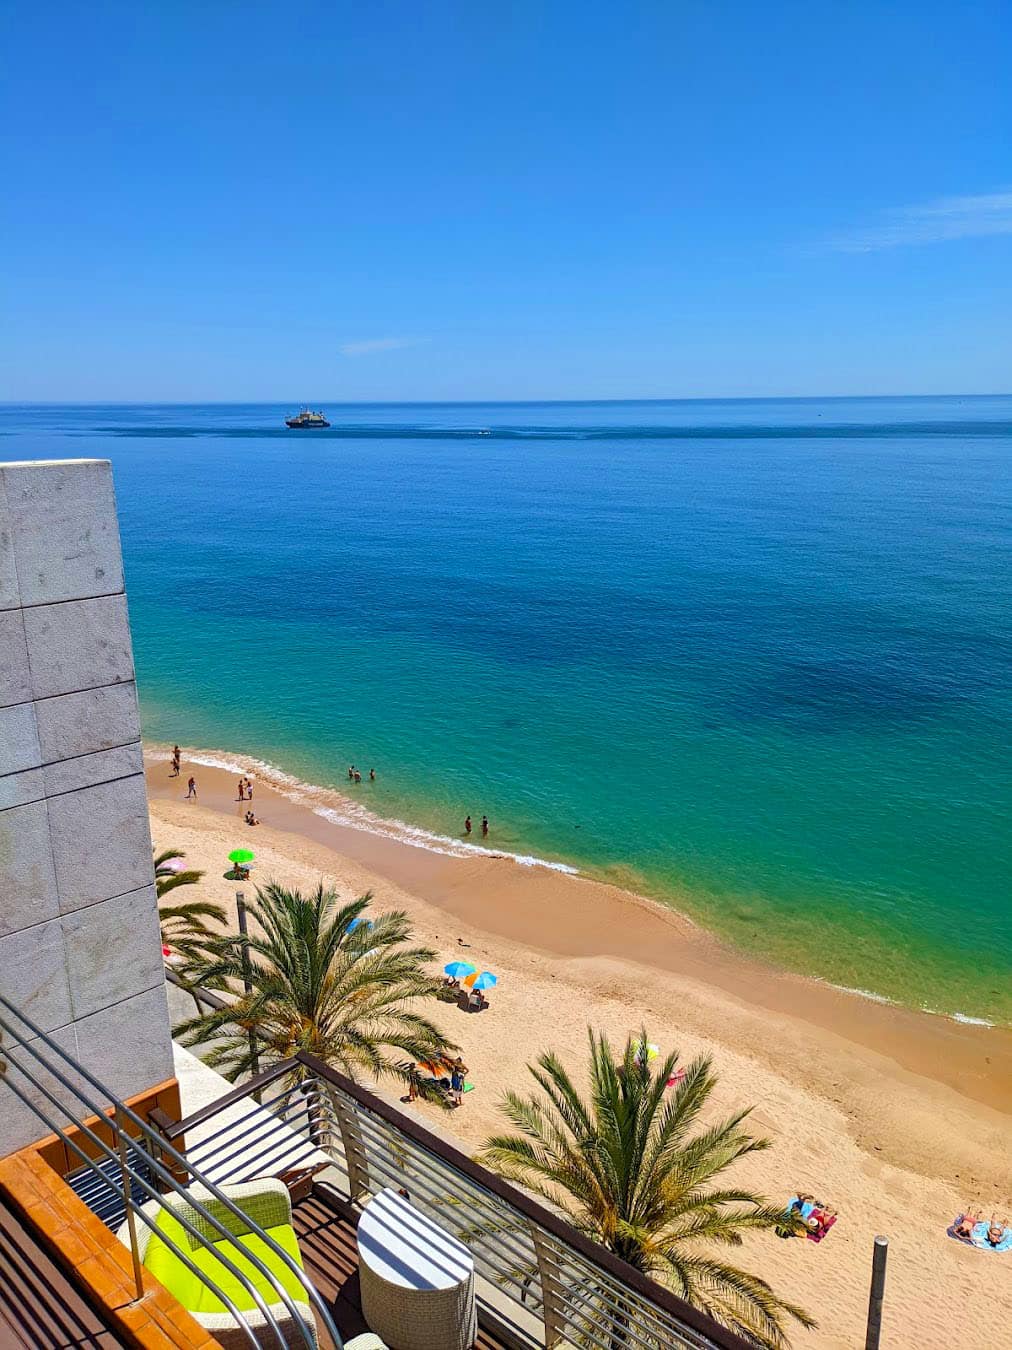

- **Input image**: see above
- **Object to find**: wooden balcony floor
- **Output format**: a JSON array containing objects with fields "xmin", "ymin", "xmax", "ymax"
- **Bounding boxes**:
[{"xmin": 294, "ymin": 1187, "xmax": 512, "ymax": 1350}]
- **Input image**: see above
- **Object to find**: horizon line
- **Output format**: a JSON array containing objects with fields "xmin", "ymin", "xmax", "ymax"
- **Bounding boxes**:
[{"xmin": 2, "ymin": 392, "xmax": 1010, "ymax": 408}]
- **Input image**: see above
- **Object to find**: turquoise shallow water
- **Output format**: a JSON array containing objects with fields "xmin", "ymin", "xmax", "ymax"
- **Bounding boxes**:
[{"xmin": 3, "ymin": 398, "xmax": 1010, "ymax": 1023}]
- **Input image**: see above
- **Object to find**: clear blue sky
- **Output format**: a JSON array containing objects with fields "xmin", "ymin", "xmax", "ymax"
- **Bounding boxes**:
[{"xmin": 2, "ymin": 2, "xmax": 1010, "ymax": 401}]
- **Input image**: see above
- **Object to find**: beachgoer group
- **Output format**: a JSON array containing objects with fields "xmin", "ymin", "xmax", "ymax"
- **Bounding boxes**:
[
  {"xmin": 463, "ymin": 815, "xmax": 490, "ymax": 837},
  {"xmin": 400, "ymin": 1056, "xmax": 469, "ymax": 1109},
  {"xmin": 245, "ymin": 809, "xmax": 260, "ymax": 827},
  {"xmin": 347, "ymin": 765, "xmax": 376, "ymax": 784},
  {"xmin": 779, "ymin": 1193, "xmax": 837, "ymax": 1243},
  {"xmin": 237, "ymin": 776, "xmax": 254, "ymax": 801},
  {"xmin": 952, "ymin": 1210, "xmax": 1011, "ymax": 1249}
]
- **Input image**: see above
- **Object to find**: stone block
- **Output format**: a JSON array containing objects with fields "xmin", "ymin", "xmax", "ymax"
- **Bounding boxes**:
[
  {"xmin": 1, "ymin": 460, "xmax": 124, "ymax": 606},
  {"xmin": 23, "ymin": 595, "xmax": 134, "ymax": 701},
  {"xmin": 0, "ymin": 918, "xmax": 72, "ymax": 1035},
  {"xmin": 46, "ymin": 774, "xmax": 153, "ymax": 914},
  {"xmin": 44, "ymin": 741, "xmax": 143, "ymax": 798},
  {"xmin": 0, "ymin": 766, "xmax": 44, "ymax": 810},
  {"xmin": 0, "ymin": 478, "xmax": 19, "ymax": 611},
  {"xmin": 75, "ymin": 986, "xmax": 174, "ymax": 1104},
  {"xmin": 0, "ymin": 799, "xmax": 60, "ymax": 936},
  {"xmin": 62, "ymin": 885, "xmax": 162, "ymax": 1021},
  {"xmin": 0, "ymin": 1023, "xmax": 86, "ymax": 1155},
  {"xmin": 0, "ymin": 609, "xmax": 31, "ymax": 708},
  {"xmin": 0, "ymin": 701, "xmax": 41, "ymax": 776},
  {"xmin": 34, "ymin": 682, "xmax": 141, "ymax": 763}
]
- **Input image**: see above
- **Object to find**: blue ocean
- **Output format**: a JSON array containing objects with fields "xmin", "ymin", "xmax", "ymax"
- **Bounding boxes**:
[{"xmin": 3, "ymin": 397, "xmax": 1010, "ymax": 1023}]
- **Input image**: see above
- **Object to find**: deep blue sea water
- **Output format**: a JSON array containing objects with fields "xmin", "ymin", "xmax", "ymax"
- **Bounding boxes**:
[{"xmin": 3, "ymin": 397, "xmax": 1010, "ymax": 1023}]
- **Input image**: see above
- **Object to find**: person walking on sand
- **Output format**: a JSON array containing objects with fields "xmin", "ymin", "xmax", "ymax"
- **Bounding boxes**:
[
  {"xmin": 450, "ymin": 1062, "xmax": 465, "ymax": 1108},
  {"xmin": 481, "ymin": 815, "xmax": 489, "ymax": 837},
  {"xmin": 464, "ymin": 815, "xmax": 472, "ymax": 835},
  {"xmin": 186, "ymin": 776, "xmax": 197, "ymax": 800},
  {"xmin": 171, "ymin": 746, "xmax": 181, "ymax": 777}
]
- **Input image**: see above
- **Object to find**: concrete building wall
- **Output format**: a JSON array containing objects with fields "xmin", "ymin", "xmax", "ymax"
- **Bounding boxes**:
[{"xmin": 0, "ymin": 459, "xmax": 173, "ymax": 1155}]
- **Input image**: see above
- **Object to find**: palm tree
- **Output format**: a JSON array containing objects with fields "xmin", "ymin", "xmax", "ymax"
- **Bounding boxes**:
[
  {"xmin": 153, "ymin": 847, "xmax": 226, "ymax": 965},
  {"xmin": 478, "ymin": 1029, "xmax": 814, "ymax": 1350},
  {"xmin": 174, "ymin": 881, "xmax": 452, "ymax": 1085}
]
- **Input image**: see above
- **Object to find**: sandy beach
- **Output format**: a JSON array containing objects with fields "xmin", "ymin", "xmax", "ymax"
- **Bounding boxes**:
[{"xmin": 147, "ymin": 748, "xmax": 1012, "ymax": 1349}]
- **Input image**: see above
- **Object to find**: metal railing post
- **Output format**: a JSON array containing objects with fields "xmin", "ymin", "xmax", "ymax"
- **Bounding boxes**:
[
  {"xmin": 235, "ymin": 891, "xmax": 261, "ymax": 1095},
  {"xmin": 530, "ymin": 1225, "xmax": 565, "ymax": 1348},
  {"xmin": 325, "ymin": 1086, "xmax": 371, "ymax": 1203},
  {"xmin": 114, "ymin": 1106, "xmax": 145, "ymax": 1303},
  {"xmin": 864, "ymin": 1234, "xmax": 888, "ymax": 1350}
]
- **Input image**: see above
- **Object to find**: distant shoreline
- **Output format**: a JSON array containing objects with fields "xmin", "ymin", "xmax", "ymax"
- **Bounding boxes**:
[
  {"xmin": 145, "ymin": 741, "xmax": 1004, "ymax": 1032},
  {"xmin": 144, "ymin": 742, "xmax": 1012, "ymax": 1117}
]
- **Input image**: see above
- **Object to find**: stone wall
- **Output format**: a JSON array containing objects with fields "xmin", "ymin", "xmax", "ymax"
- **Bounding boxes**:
[{"xmin": 0, "ymin": 459, "xmax": 173, "ymax": 1155}]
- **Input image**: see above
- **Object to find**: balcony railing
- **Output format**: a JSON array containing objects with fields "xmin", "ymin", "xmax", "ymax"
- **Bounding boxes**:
[
  {"xmin": 0, "ymin": 993, "xmax": 343, "ymax": 1350},
  {"xmin": 156, "ymin": 1036, "xmax": 756, "ymax": 1350}
]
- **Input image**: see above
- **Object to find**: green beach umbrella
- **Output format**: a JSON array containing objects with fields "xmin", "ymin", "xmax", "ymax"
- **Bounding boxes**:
[{"xmin": 228, "ymin": 848, "xmax": 255, "ymax": 865}]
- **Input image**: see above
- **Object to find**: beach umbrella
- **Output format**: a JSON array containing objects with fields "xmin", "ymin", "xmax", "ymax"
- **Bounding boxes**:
[
  {"xmin": 464, "ymin": 971, "xmax": 497, "ymax": 991},
  {"xmin": 228, "ymin": 848, "xmax": 255, "ymax": 865},
  {"xmin": 347, "ymin": 917, "xmax": 373, "ymax": 934},
  {"xmin": 443, "ymin": 961, "xmax": 476, "ymax": 980},
  {"xmin": 633, "ymin": 1041, "xmax": 660, "ymax": 1066}
]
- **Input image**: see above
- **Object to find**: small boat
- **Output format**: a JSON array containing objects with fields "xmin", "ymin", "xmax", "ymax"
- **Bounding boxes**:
[{"xmin": 285, "ymin": 409, "xmax": 330, "ymax": 429}]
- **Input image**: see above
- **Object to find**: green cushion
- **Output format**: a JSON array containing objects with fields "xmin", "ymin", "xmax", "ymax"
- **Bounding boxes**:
[{"xmin": 143, "ymin": 1207, "xmax": 307, "ymax": 1316}]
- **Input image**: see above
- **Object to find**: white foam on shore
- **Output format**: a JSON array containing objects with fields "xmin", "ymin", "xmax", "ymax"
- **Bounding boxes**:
[
  {"xmin": 830, "ymin": 982, "xmax": 997, "ymax": 1028},
  {"xmin": 148, "ymin": 744, "xmax": 579, "ymax": 875}
]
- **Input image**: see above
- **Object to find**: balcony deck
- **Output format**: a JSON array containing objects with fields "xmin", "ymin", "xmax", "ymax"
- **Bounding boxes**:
[
  {"xmin": 294, "ymin": 1186, "xmax": 512, "ymax": 1350},
  {"xmin": 0, "ymin": 1195, "xmax": 127, "ymax": 1350}
]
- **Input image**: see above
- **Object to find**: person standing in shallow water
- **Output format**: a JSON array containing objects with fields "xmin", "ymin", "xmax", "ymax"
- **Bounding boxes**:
[
  {"xmin": 464, "ymin": 815, "xmax": 472, "ymax": 835},
  {"xmin": 186, "ymin": 776, "xmax": 197, "ymax": 800},
  {"xmin": 481, "ymin": 815, "xmax": 489, "ymax": 838}
]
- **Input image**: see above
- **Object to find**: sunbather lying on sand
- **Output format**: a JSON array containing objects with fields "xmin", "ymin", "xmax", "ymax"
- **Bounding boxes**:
[
  {"xmin": 951, "ymin": 1211, "xmax": 1010, "ymax": 1249},
  {"xmin": 953, "ymin": 1210, "xmax": 982, "ymax": 1241}
]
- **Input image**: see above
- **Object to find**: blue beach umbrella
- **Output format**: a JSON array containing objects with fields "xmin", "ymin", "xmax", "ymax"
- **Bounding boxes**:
[
  {"xmin": 443, "ymin": 961, "xmax": 476, "ymax": 980},
  {"xmin": 465, "ymin": 971, "xmax": 498, "ymax": 991},
  {"xmin": 348, "ymin": 917, "xmax": 373, "ymax": 934}
]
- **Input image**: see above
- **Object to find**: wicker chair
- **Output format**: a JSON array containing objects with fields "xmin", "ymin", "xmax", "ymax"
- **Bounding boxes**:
[{"xmin": 117, "ymin": 1178, "xmax": 318, "ymax": 1349}]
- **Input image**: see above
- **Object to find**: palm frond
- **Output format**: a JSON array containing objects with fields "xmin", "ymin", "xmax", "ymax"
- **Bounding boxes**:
[{"xmin": 478, "ymin": 1026, "xmax": 814, "ymax": 1345}]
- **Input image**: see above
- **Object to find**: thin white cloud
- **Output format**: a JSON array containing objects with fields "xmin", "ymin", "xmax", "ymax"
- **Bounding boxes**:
[
  {"xmin": 828, "ymin": 189, "xmax": 1012, "ymax": 253},
  {"xmin": 339, "ymin": 336, "xmax": 427, "ymax": 357}
]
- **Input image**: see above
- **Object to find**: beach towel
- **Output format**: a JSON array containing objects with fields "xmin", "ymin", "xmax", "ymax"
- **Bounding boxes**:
[
  {"xmin": 948, "ymin": 1219, "xmax": 1012, "ymax": 1252},
  {"xmin": 786, "ymin": 1196, "xmax": 816, "ymax": 1221}
]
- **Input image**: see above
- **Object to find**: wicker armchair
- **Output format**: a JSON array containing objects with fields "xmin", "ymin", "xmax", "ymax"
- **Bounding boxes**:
[{"xmin": 117, "ymin": 1178, "xmax": 318, "ymax": 1349}]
